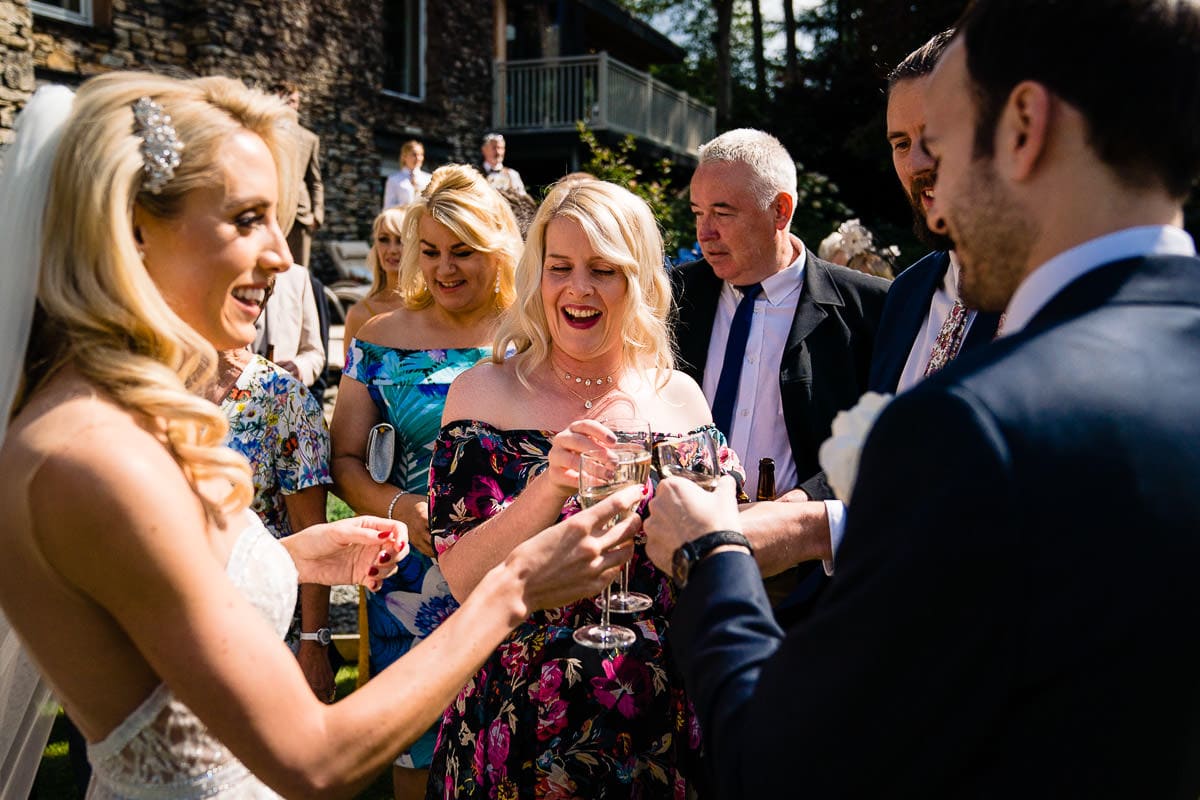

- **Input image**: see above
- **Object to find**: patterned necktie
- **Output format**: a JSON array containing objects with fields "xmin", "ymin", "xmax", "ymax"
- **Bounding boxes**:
[
  {"xmin": 924, "ymin": 299, "xmax": 970, "ymax": 376},
  {"xmin": 711, "ymin": 283, "xmax": 763, "ymax": 438}
]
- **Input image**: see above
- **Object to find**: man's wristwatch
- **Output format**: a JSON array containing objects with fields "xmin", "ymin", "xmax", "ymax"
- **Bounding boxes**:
[
  {"xmin": 672, "ymin": 530, "xmax": 753, "ymax": 588},
  {"xmin": 299, "ymin": 627, "xmax": 332, "ymax": 646}
]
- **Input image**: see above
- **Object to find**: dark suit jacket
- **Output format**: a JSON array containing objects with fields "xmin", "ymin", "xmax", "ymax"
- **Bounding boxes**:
[
  {"xmin": 868, "ymin": 250, "xmax": 1002, "ymax": 393},
  {"xmin": 671, "ymin": 254, "xmax": 1200, "ymax": 798},
  {"xmin": 670, "ymin": 256, "xmax": 890, "ymax": 484}
]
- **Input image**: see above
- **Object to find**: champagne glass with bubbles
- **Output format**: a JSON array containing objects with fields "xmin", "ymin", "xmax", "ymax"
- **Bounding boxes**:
[
  {"xmin": 597, "ymin": 418, "xmax": 654, "ymax": 614},
  {"xmin": 572, "ymin": 448, "xmax": 644, "ymax": 650}
]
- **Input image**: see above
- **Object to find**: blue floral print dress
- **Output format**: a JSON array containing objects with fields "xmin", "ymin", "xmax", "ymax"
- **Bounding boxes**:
[
  {"xmin": 342, "ymin": 340, "xmax": 490, "ymax": 769},
  {"xmin": 220, "ymin": 355, "xmax": 331, "ymax": 539},
  {"xmin": 426, "ymin": 420, "xmax": 743, "ymax": 800}
]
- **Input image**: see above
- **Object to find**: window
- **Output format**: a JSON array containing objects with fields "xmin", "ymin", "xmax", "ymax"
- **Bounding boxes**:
[
  {"xmin": 31, "ymin": 0, "xmax": 93, "ymax": 25},
  {"xmin": 382, "ymin": 0, "xmax": 425, "ymax": 101}
]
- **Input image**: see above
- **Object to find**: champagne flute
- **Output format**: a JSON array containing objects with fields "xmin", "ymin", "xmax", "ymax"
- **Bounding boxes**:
[
  {"xmin": 598, "ymin": 417, "xmax": 654, "ymax": 614},
  {"xmin": 653, "ymin": 428, "xmax": 721, "ymax": 490},
  {"xmin": 572, "ymin": 449, "xmax": 641, "ymax": 650}
]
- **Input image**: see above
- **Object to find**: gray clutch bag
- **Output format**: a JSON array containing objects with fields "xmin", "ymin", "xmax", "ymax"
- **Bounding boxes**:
[{"xmin": 366, "ymin": 422, "xmax": 395, "ymax": 484}]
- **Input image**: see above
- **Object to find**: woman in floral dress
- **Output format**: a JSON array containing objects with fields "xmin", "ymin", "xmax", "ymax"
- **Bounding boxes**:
[
  {"xmin": 428, "ymin": 177, "xmax": 743, "ymax": 799},
  {"xmin": 329, "ymin": 164, "xmax": 522, "ymax": 800},
  {"xmin": 209, "ymin": 346, "xmax": 335, "ymax": 700}
]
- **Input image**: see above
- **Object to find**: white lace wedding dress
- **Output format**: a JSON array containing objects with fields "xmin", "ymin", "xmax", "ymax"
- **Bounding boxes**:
[{"xmin": 85, "ymin": 513, "xmax": 297, "ymax": 799}]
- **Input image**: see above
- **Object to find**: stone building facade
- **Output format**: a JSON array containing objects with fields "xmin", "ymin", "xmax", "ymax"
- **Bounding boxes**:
[{"xmin": 0, "ymin": 0, "xmax": 495, "ymax": 280}]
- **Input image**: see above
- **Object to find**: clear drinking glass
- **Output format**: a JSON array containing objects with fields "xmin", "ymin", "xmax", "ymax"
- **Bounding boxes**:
[
  {"xmin": 653, "ymin": 428, "xmax": 721, "ymax": 490},
  {"xmin": 572, "ymin": 448, "xmax": 644, "ymax": 650},
  {"xmin": 597, "ymin": 417, "xmax": 654, "ymax": 614}
]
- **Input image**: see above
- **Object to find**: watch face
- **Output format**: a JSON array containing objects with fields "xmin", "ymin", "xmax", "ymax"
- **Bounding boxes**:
[
  {"xmin": 317, "ymin": 628, "xmax": 332, "ymax": 646},
  {"xmin": 672, "ymin": 545, "xmax": 691, "ymax": 587}
]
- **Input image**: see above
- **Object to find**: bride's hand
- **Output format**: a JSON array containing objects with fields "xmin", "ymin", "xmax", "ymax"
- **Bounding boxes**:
[
  {"xmin": 283, "ymin": 517, "xmax": 408, "ymax": 591},
  {"xmin": 540, "ymin": 419, "xmax": 618, "ymax": 496}
]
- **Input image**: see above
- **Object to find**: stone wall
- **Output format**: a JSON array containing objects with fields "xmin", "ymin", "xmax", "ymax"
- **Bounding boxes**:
[
  {"xmin": 0, "ymin": 0, "xmax": 34, "ymax": 160},
  {"xmin": 2, "ymin": 0, "xmax": 495, "ymax": 280}
]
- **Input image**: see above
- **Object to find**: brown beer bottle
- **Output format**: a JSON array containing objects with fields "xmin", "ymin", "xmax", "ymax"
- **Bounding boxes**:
[{"xmin": 756, "ymin": 457, "xmax": 776, "ymax": 501}]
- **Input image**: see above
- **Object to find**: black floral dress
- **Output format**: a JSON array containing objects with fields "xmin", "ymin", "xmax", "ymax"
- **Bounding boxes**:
[{"xmin": 426, "ymin": 419, "xmax": 743, "ymax": 800}]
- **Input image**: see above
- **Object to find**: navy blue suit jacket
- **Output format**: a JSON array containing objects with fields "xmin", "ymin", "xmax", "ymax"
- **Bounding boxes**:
[
  {"xmin": 672, "ymin": 254, "xmax": 1200, "ymax": 798},
  {"xmin": 868, "ymin": 250, "xmax": 1002, "ymax": 393}
]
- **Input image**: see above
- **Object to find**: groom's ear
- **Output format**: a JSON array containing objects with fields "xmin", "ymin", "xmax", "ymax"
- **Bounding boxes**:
[{"xmin": 997, "ymin": 80, "xmax": 1052, "ymax": 183}]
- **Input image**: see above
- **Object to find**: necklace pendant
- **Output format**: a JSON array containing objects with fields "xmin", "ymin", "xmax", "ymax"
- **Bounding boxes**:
[{"xmin": 584, "ymin": 399, "xmax": 593, "ymax": 409}]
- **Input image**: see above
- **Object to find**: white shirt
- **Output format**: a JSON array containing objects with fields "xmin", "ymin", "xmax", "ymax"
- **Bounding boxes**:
[
  {"xmin": 1001, "ymin": 225, "xmax": 1195, "ymax": 336},
  {"xmin": 383, "ymin": 167, "xmax": 431, "ymax": 209},
  {"xmin": 827, "ymin": 224, "xmax": 1196, "ymax": 571},
  {"xmin": 482, "ymin": 161, "xmax": 526, "ymax": 194},
  {"xmin": 896, "ymin": 252, "xmax": 978, "ymax": 393},
  {"xmin": 702, "ymin": 251, "xmax": 804, "ymax": 494},
  {"xmin": 253, "ymin": 264, "xmax": 325, "ymax": 388}
]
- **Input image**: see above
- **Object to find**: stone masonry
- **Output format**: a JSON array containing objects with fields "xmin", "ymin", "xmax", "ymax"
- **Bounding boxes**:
[{"xmin": 1, "ymin": 0, "xmax": 495, "ymax": 281}]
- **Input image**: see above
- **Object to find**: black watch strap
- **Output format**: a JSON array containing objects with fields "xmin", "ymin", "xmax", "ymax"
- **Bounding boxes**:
[{"xmin": 673, "ymin": 530, "xmax": 752, "ymax": 588}]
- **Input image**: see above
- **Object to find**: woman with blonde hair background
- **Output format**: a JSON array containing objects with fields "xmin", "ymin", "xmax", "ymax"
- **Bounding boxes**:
[
  {"xmin": 330, "ymin": 164, "xmax": 521, "ymax": 799},
  {"xmin": 0, "ymin": 74, "xmax": 638, "ymax": 798},
  {"xmin": 427, "ymin": 176, "xmax": 743, "ymax": 798},
  {"xmin": 342, "ymin": 204, "xmax": 409, "ymax": 355}
]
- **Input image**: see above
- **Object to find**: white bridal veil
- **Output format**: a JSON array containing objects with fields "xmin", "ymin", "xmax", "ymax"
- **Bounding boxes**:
[{"xmin": 0, "ymin": 83, "xmax": 75, "ymax": 800}]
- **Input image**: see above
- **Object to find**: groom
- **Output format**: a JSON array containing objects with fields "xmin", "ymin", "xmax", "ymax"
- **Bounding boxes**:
[{"xmin": 644, "ymin": 0, "xmax": 1200, "ymax": 796}]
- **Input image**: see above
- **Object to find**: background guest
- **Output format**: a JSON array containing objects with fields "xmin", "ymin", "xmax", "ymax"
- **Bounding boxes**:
[
  {"xmin": 253, "ymin": 260, "xmax": 327, "ymax": 399},
  {"xmin": 342, "ymin": 205, "xmax": 410, "ymax": 356},
  {"xmin": 673, "ymin": 128, "xmax": 890, "ymax": 616},
  {"xmin": 383, "ymin": 139, "xmax": 432, "ymax": 209},
  {"xmin": 207, "ymin": 346, "xmax": 336, "ymax": 701},
  {"xmin": 427, "ymin": 176, "xmax": 740, "ymax": 798},
  {"xmin": 479, "ymin": 131, "xmax": 526, "ymax": 195},
  {"xmin": 272, "ymin": 81, "xmax": 324, "ymax": 268},
  {"xmin": 330, "ymin": 165, "xmax": 521, "ymax": 800}
]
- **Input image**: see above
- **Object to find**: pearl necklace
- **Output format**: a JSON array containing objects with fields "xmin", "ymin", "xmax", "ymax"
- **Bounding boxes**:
[{"xmin": 555, "ymin": 367, "xmax": 617, "ymax": 410}]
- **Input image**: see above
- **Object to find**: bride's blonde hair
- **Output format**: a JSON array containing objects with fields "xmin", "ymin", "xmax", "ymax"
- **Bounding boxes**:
[{"xmin": 21, "ymin": 71, "xmax": 298, "ymax": 524}]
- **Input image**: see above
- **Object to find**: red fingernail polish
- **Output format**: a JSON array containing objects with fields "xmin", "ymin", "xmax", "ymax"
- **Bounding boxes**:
[
  {"xmin": 642, "ymin": 485, "xmax": 649, "ymax": 495},
  {"xmin": 368, "ymin": 567, "xmax": 379, "ymax": 576},
  {"xmin": 378, "ymin": 531, "xmax": 391, "ymax": 539},
  {"xmin": 380, "ymin": 552, "xmax": 391, "ymax": 562}
]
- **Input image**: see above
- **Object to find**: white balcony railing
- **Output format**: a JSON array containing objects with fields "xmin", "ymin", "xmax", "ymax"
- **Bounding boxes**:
[{"xmin": 493, "ymin": 53, "xmax": 715, "ymax": 157}]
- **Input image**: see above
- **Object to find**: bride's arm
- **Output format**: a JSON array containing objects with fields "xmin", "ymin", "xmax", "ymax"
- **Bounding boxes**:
[{"xmin": 32, "ymin": 420, "xmax": 637, "ymax": 798}]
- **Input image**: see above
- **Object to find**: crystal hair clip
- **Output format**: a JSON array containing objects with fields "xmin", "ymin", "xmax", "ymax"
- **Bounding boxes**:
[{"xmin": 132, "ymin": 96, "xmax": 183, "ymax": 194}]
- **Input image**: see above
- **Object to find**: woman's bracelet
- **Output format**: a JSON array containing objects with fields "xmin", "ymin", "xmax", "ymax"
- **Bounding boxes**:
[{"xmin": 386, "ymin": 490, "xmax": 404, "ymax": 520}]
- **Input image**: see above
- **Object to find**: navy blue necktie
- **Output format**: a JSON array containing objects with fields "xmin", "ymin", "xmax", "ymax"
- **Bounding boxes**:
[{"xmin": 711, "ymin": 283, "xmax": 762, "ymax": 439}]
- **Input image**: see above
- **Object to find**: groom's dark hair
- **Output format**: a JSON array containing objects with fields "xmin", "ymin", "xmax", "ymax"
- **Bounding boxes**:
[{"xmin": 957, "ymin": 0, "xmax": 1200, "ymax": 199}]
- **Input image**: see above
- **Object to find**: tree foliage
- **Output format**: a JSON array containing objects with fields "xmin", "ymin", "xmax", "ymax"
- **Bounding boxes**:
[{"xmin": 617, "ymin": 0, "xmax": 966, "ymax": 266}]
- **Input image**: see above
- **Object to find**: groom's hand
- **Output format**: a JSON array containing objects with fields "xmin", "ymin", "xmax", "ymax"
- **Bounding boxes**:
[{"xmin": 644, "ymin": 474, "xmax": 742, "ymax": 573}]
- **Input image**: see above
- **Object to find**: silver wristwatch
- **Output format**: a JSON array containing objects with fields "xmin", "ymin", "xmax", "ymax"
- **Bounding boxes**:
[{"xmin": 299, "ymin": 627, "xmax": 332, "ymax": 646}]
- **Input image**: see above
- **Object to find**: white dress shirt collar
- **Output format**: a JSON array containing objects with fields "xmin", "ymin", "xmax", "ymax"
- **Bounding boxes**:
[
  {"xmin": 755, "ymin": 246, "xmax": 807, "ymax": 305},
  {"xmin": 1002, "ymin": 225, "xmax": 1195, "ymax": 336}
]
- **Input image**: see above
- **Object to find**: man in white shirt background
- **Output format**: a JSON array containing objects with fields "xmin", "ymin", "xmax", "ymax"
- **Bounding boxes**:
[{"xmin": 670, "ymin": 128, "xmax": 890, "ymax": 608}]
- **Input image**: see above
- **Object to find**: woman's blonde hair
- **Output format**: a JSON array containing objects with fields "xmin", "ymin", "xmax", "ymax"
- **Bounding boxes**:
[
  {"xmin": 366, "ymin": 205, "xmax": 408, "ymax": 297},
  {"xmin": 396, "ymin": 164, "xmax": 521, "ymax": 311},
  {"xmin": 492, "ymin": 176, "xmax": 674, "ymax": 386},
  {"xmin": 23, "ymin": 71, "xmax": 298, "ymax": 524}
]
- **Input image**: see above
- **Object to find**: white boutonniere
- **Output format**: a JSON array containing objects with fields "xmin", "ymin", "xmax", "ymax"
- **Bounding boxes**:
[{"xmin": 818, "ymin": 391, "xmax": 894, "ymax": 504}]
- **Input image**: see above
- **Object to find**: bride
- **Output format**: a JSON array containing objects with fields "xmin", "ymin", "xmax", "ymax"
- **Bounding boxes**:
[{"xmin": 0, "ymin": 73, "xmax": 639, "ymax": 798}]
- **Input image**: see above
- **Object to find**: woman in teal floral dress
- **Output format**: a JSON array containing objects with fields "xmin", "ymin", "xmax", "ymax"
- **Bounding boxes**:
[
  {"xmin": 428, "ymin": 177, "xmax": 742, "ymax": 799},
  {"xmin": 330, "ymin": 165, "xmax": 523, "ymax": 800}
]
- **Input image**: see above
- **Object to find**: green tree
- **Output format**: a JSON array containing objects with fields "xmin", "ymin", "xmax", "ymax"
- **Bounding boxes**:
[{"xmin": 576, "ymin": 122, "xmax": 692, "ymax": 256}]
